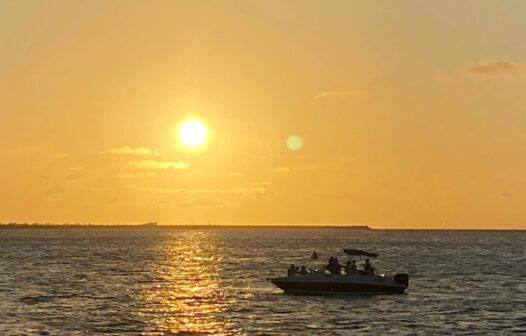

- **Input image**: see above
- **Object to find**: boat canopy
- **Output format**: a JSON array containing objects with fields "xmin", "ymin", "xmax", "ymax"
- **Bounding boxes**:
[{"xmin": 343, "ymin": 248, "xmax": 378, "ymax": 258}]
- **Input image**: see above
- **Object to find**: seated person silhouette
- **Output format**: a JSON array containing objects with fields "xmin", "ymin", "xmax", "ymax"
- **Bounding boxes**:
[
  {"xmin": 363, "ymin": 259, "xmax": 375, "ymax": 274},
  {"xmin": 287, "ymin": 264, "xmax": 299, "ymax": 276},
  {"xmin": 345, "ymin": 260, "xmax": 357, "ymax": 274},
  {"xmin": 298, "ymin": 266, "xmax": 309, "ymax": 274}
]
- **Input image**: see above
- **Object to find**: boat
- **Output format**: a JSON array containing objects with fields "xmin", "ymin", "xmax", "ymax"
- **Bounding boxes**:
[
  {"xmin": 140, "ymin": 222, "xmax": 158, "ymax": 227},
  {"xmin": 269, "ymin": 248, "xmax": 409, "ymax": 295}
]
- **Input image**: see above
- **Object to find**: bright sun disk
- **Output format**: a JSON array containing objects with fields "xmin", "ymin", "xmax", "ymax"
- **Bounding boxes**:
[{"xmin": 178, "ymin": 119, "xmax": 207, "ymax": 147}]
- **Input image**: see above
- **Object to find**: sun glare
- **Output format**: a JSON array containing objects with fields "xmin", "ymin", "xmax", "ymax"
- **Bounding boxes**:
[{"xmin": 178, "ymin": 119, "xmax": 207, "ymax": 147}]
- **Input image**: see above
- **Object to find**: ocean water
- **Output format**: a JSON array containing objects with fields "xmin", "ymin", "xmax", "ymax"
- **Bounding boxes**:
[{"xmin": 0, "ymin": 228, "xmax": 524, "ymax": 335}]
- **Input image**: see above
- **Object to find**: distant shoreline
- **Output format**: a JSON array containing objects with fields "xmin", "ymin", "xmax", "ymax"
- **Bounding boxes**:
[
  {"xmin": 0, "ymin": 224, "xmax": 524, "ymax": 230},
  {"xmin": 0, "ymin": 223, "xmax": 372, "ymax": 229}
]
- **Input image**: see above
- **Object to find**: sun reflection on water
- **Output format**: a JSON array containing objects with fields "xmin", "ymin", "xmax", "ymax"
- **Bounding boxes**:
[{"xmin": 139, "ymin": 231, "xmax": 241, "ymax": 335}]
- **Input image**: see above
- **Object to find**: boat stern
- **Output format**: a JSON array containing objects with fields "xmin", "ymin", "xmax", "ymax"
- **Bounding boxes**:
[{"xmin": 394, "ymin": 273, "xmax": 409, "ymax": 288}]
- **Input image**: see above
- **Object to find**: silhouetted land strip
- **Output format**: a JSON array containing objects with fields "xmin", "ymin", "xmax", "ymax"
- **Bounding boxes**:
[{"xmin": 0, "ymin": 223, "xmax": 372, "ymax": 230}]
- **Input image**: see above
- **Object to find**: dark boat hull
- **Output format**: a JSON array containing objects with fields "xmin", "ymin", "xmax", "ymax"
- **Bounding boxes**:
[{"xmin": 270, "ymin": 275, "xmax": 408, "ymax": 295}]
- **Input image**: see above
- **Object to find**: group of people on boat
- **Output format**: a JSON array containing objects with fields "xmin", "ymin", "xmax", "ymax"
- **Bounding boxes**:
[
  {"xmin": 326, "ymin": 256, "xmax": 375, "ymax": 275},
  {"xmin": 287, "ymin": 265, "xmax": 309, "ymax": 276},
  {"xmin": 287, "ymin": 256, "xmax": 375, "ymax": 276}
]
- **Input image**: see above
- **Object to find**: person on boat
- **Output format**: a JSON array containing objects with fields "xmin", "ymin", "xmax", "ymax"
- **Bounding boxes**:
[
  {"xmin": 325, "ymin": 257, "xmax": 334, "ymax": 273},
  {"xmin": 330, "ymin": 257, "xmax": 342, "ymax": 274},
  {"xmin": 345, "ymin": 260, "xmax": 357, "ymax": 274},
  {"xmin": 287, "ymin": 264, "xmax": 299, "ymax": 276},
  {"xmin": 363, "ymin": 259, "xmax": 375, "ymax": 274},
  {"xmin": 325, "ymin": 256, "xmax": 332, "ymax": 269},
  {"xmin": 344, "ymin": 260, "xmax": 351, "ymax": 273},
  {"xmin": 298, "ymin": 266, "xmax": 309, "ymax": 274}
]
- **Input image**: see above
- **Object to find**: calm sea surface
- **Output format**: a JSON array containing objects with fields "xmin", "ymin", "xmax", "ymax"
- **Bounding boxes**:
[{"xmin": 0, "ymin": 228, "xmax": 524, "ymax": 335}]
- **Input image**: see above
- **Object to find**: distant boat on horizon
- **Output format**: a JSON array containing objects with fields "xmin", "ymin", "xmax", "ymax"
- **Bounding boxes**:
[
  {"xmin": 140, "ymin": 222, "xmax": 158, "ymax": 227},
  {"xmin": 345, "ymin": 225, "xmax": 371, "ymax": 230}
]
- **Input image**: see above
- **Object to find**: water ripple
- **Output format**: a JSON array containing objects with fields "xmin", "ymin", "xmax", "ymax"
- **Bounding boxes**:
[{"xmin": 0, "ymin": 228, "xmax": 524, "ymax": 335}]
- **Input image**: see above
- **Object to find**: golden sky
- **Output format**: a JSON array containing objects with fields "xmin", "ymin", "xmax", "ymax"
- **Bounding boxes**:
[{"xmin": 1, "ymin": 1, "xmax": 526, "ymax": 228}]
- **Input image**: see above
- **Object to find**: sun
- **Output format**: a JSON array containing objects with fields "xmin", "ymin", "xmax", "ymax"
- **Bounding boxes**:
[{"xmin": 178, "ymin": 119, "xmax": 207, "ymax": 147}]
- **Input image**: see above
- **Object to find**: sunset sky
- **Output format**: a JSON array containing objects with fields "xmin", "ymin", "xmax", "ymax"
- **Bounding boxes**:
[{"xmin": 1, "ymin": 1, "xmax": 526, "ymax": 228}]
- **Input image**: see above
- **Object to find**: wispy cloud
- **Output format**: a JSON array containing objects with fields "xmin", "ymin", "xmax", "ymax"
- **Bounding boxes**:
[
  {"xmin": 125, "ymin": 185, "xmax": 267, "ymax": 196},
  {"xmin": 318, "ymin": 192, "xmax": 353, "ymax": 200},
  {"xmin": 273, "ymin": 164, "xmax": 325, "ymax": 173},
  {"xmin": 125, "ymin": 160, "xmax": 190, "ymax": 170},
  {"xmin": 0, "ymin": 146, "xmax": 66, "ymax": 159},
  {"xmin": 175, "ymin": 198, "xmax": 243, "ymax": 208},
  {"xmin": 465, "ymin": 60, "xmax": 526, "ymax": 75},
  {"xmin": 229, "ymin": 172, "xmax": 244, "ymax": 177},
  {"xmin": 100, "ymin": 146, "xmax": 159, "ymax": 156},
  {"xmin": 65, "ymin": 172, "xmax": 82, "ymax": 180},
  {"xmin": 253, "ymin": 182, "xmax": 273, "ymax": 187},
  {"xmin": 315, "ymin": 85, "xmax": 370, "ymax": 100},
  {"xmin": 118, "ymin": 172, "xmax": 156, "ymax": 179},
  {"xmin": 44, "ymin": 186, "xmax": 63, "ymax": 196}
]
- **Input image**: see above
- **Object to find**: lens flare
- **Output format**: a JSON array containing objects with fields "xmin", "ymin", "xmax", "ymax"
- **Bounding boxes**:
[{"xmin": 286, "ymin": 135, "xmax": 303, "ymax": 151}]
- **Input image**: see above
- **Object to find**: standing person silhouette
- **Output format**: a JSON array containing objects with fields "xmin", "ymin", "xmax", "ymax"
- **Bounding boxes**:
[{"xmin": 364, "ymin": 259, "xmax": 374, "ymax": 274}]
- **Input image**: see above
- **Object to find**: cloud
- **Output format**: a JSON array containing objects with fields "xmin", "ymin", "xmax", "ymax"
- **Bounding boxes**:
[
  {"xmin": 65, "ymin": 172, "xmax": 82, "ymax": 180},
  {"xmin": 125, "ymin": 160, "xmax": 190, "ymax": 170},
  {"xmin": 156, "ymin": 198, "xmax": 242, "ymax": 208},
  {"xmin": 315, "ymin": 85, "xmax": 370, "ymax": 100},
  {"xmin": 319, "ymin": 192, "xmax": 353, "ymax": 200},
  {"xmin": 229, "ymin": 172, "xmax": 244, "ymax": 177},
  {"xmin": 175, "ymin": 198, "xmax": 243, "ymax": 208},
  {"xmin": 273, "ymin": 164, "xmax": 325, "ymax": 173},
  {"xmin": 253, "ymin": 182, "xmax": 273, "ymax": 186},
  {"xmin": 118, "ymin": 172, "xmax": 156, "ymax": 179},
  {"xmin": 100, "ymin": 146, "xmax": 159, "ymax": 156},
  {"xmin": 0, "ymin": 146, "xmax": 66, "ymax": 159},
  {"xmin": 465, "ymin": 60, "xmax": 525, "ymax": 75},
  {"xmin": 125, "ymin": 185, "xmax": 267, "ymax": 196},
  {"xmin": 44, "ymin": 186, "xmax": 63, "ymax": 196}
]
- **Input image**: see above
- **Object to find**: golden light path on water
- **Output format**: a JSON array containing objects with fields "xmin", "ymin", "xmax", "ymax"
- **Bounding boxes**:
[{"xmin": 139, "ymin": 231, "xmax": 242, "ymax": 335}]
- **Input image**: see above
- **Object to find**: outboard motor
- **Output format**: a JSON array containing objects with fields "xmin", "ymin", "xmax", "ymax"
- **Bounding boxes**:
[{"xmin": 394, "ymin": 273, "xmax": 409, "ymax": 287}]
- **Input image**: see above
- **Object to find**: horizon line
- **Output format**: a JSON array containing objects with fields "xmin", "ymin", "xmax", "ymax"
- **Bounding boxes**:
[{"xmin": 0, "ymin": 223, "xmax": 524, "ymax": 230}]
